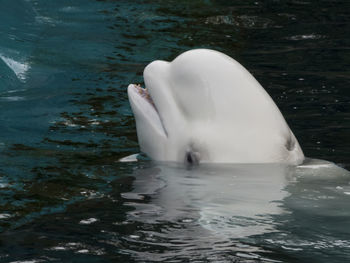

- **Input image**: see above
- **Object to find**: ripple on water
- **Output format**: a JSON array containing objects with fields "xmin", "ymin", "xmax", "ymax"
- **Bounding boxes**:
[
  {"xmin": 0, "ymin": 54, "xmax": 30, "ymax": 81},
  {"xmin": 0, "ymin": 0, "xmax": 349, "ymax": 262},
  {"xmin": 79, "ymin": 218, "xmax": 99, "ymax": 225},
  {"xmin": 286, "ymin": 34, "xmax": 325, "ymax": 41}
]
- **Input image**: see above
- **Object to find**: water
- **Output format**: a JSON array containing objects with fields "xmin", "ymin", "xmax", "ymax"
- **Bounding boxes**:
[{"xmin": 0, "ymin": 0, "xmax": 349, "ymax": 262}]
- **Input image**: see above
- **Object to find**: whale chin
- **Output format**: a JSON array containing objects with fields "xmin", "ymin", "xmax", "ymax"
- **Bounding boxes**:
[
  {"xmin": 127, "ymin": 83, "xmax": 167, "ymax": 161},
  {"xmin": 127, "ymin": 49, "xmax": 305, "ymax": 165}
]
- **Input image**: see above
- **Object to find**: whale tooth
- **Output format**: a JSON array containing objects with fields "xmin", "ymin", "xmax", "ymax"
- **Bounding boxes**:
[
  {"xmin": 145, "ymin": 89, "xmax": 156, "ymax": 108},
  {"xmin": 133, "ymin": 84, "xmax": 156, "ymax": 109},
  {"xmin": 135, "ymin": 84, "xmax": 143, "ymax": 95}
]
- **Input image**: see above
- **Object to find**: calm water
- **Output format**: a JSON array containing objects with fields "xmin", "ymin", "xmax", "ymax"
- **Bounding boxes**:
[{"xmin": 0, "ymin": 0, "xmax": 349, "ymax": 262}]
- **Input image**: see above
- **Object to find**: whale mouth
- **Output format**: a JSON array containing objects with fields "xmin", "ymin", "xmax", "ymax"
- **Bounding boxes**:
[
  {"xmin": 128, "ymin": 83, "xmax": 167, "ymax": 137},
  {"xmin": 133, "ymin": 84, "xmax": 157, "ymax": 110}
]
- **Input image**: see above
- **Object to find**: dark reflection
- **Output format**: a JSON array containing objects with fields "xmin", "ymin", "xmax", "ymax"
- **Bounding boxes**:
[{"xmin": 0, "ymin": 163, "xmax": 138, "ymax": 262}]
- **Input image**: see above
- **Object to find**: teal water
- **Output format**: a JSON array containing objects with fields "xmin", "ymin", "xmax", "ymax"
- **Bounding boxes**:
[{"xmin": 0, "ymin": 0, "xmax": 349, "ymax": 262}]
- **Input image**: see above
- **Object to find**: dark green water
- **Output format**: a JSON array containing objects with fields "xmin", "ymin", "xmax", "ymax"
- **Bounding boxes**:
[{"xmin": 0, "ymin": 0, "xmax": 349, "ymax": 262}]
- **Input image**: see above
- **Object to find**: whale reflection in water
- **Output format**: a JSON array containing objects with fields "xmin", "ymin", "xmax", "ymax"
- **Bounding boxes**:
[{"xmin": 121, "ymin": 160, "xmax": 350, "ymax": 261}]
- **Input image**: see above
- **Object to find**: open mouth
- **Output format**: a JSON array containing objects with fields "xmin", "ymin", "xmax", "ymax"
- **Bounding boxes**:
[
  {"xmin": 128, "ymin": 83, "xmax": 167, "ymax": 137},
  {"xmin": 133, "ymin": 84, "xmax": 156, "ymax": 110}
]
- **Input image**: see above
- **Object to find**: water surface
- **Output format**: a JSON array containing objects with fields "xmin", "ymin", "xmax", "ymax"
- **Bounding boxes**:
[{"xmin": 0, "ymin": 0, "xmax": 349, "ymax": 262}]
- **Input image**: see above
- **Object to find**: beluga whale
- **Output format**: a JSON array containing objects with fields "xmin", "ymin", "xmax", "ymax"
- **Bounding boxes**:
[{"xmin": 127, "ymin": 49, "xmax": 304, "ymax": 165}]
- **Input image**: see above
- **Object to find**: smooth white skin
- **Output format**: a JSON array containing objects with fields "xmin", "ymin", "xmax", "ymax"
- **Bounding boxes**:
[{"xmin": 128, "ymin": 49, "xmax": 304, "ymax": 164}]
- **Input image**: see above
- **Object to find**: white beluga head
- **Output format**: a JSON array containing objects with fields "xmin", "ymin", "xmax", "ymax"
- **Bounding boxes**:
[{"xmin": 127, "ymin": 49, "xmax": 304, "ymax": 165}]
